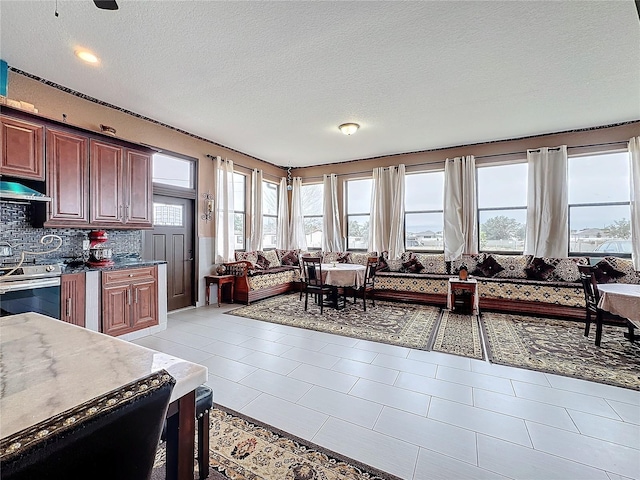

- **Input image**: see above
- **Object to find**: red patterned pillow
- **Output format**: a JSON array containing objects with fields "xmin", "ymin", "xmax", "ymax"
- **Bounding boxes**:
[
  {"xmin": 280, "ymin": 251, "xmax": 300, "ymax": 266},
  {"xmin": 525, "ymin": 257, "xmax": 555, "ymax": 280},
  {"xmin": 472, "ymin": 255, "xmax": 505, "ymax": 277}
]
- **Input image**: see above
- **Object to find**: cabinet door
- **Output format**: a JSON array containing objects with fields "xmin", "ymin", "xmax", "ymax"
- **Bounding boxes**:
[
  {"xmin": 102, "ymin": 284, "xmax": 131, "ymax": 336},
  {"xmin": 45, "ymin": 129, "xmax": 89, "ymax": 226},
  {"xmin": 131, "ymin": 278, "xmax": 158, "ymax": 330},
  {"xmin": 90, "ymin": 140, "xmax": 125, "ymax": 225},
  {"xmin": 1, "ymin": 116, "xmax": 44, "ymax": 180},
  {"xmin": 125, "ymin": 150, "xmax": 153, "ymax": 227},
  {"xmin": 61, "ymin": 273, "xmax": 86, "ymax": 327}
]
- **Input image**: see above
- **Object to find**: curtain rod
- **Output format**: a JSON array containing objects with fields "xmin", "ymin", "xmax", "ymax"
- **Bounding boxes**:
[{"xmin": 299, "ymin": 140, "xmax": 629, "ymax": 180}]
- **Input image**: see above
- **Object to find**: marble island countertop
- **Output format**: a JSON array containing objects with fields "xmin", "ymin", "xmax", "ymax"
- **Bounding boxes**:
[
  {"xmin": 60, "ymin": 257, "xmax": 167, "ymax": 274},
  {"xmin": 0, "ymin": 312, "xmax": 208, "ymax": 440}
]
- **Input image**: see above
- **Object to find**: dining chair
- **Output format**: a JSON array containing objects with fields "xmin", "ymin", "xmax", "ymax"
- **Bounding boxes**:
[
  {"xmin": 356, "ymin": 256, "xmax": 378, "ymax": 312},
  {"xmin": 577, "ymin": 265, "xmax": 634, "ymax": 347},
  {"xmin": 301, "ymin": 256, "xmax": 332, "ymax": 313}
]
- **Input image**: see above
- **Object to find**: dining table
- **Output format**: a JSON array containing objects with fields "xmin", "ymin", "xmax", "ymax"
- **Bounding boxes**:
[
  {"xmin": 597, "ymin": 283, "xmax": 640, "ymax": 336},
  {"xmin": 318, "ymin": 263, "xmax": 366, "ymax": 309},
  {"xmin": 0, "ymin": 312, "xmax": 209, "ymax": 480}
]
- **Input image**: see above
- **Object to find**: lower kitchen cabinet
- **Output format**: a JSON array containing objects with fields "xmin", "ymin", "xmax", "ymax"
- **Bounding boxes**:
[
  {"xmin": 61, "ymin": 273, "xmax": 86, "ymax": 327},
  {"xmin": 101, "ymin": 266, "xmax": 158, "ymax": 336}
]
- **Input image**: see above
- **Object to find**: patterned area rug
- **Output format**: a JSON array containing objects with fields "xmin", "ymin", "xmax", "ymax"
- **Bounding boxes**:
[
  {"xmin": 432, "ymin": 310, "xmax": 484, "ymax": 359},
  {"xmin": 482, "ymin": 312, "xmax": 640, "ymax": 390},
  {"xmin": 228, "ymin": 293, "xmax": 440, "ymax": 351},
  {"xmin": 153, "ymin": 406, "xmax": 400, "ymax": 480}
]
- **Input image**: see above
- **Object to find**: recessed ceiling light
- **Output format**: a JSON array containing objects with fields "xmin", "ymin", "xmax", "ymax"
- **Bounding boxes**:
[
  {"xmin": 339, "ymin": 123, "xmax": 360, "ymax": 135},
  {"xmin": 75, "ymin": 49, "xmax": 99, "ymax": 64}
]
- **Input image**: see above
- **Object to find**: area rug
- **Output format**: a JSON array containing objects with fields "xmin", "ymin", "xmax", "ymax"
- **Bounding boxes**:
[
  {"xmin": 228, "ymin": 293, "xmax": 440, "ymax": 351},
  {"xmin": 153, "ymin": 406, "xmax": 400, "ymax": 480},
  {"xmin": 431, "ymin": 310, "xmax": 484, "ymax": 360},
  {"xmin": 482, "ymin": 312, "xmax": 640, "ymax": 390}
]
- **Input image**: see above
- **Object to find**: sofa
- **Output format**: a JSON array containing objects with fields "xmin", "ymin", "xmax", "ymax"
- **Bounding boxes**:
[
  {"xmin": 223, "ymin": 249, "xmax": 378, "ymax": 304},
  {"xmin": 373, "ymin": 252, "xmax": 639, "ymax": 320}
]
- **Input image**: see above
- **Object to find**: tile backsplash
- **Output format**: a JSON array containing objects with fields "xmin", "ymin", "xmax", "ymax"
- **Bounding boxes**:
[{"xmin": 0, "ymin": 202, "xmax": 142, "ymax": 263}]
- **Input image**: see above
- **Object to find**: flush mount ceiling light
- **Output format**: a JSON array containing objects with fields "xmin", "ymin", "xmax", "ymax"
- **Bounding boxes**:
[
  {"xmin": 338, "ymin": 123, "xmax": 360, "ymax": 136},
  {"xmin": 75, "ymin": 49, "xmax": 99, "ymax": 64}
]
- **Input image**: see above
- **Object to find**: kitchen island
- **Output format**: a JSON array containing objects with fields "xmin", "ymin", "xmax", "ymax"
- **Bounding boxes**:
[{"xmin": 0, "ymin": 312, "xmax": 208, "ymax": 479}]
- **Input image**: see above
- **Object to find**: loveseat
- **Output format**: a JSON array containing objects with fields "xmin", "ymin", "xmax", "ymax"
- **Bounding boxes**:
[
  {"xmin": 373, "ymin": 252, "xmax": 640, "ymax": 320},
  {"xmin": 223, "ymin": 249, "xmax": 377, "ymax": 304}
]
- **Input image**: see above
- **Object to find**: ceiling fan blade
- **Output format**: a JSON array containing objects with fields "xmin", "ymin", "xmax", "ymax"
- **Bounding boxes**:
[{"xmin": 93, "ymin": 0, "xmax": 118, "ymax": 10}]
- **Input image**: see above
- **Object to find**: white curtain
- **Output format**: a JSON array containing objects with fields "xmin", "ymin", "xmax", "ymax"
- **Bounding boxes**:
[
  {"xmin": 629, "ymin": 136, "xmax": 640, "ymax": 270},
  {"xmin": 289, "ymin": 177, "xmax": 307, "ymax": 250},
  {"xmin": 322, "ymin": 174, "xmax": 343, "ymax": 252},
  {"xmin": 369, "ymin": 164, "xmax": 405, "ymax": 258},
  {"xmin": 524, "ymin": 146, "xmax": 568, "ymax": 257},
  {"xmin": 215, "ymin": 157, "xmax": 235, "ymax": 263},
  {"xmin": 443, "ymin": 155, "xmax": 478, "ymax": 261},
  {"xmin": 248, "ymin": 169, "xmax": 263, "ymax": 251},
  {"xmin": 276, "ymin": 177, "xmax": 290, "ymax": 250}
]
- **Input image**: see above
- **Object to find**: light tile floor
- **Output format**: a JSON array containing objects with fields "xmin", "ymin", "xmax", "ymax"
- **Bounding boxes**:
[{"xmin": 132, "ymin": 303, "xmax": 640, "ymax": 480}]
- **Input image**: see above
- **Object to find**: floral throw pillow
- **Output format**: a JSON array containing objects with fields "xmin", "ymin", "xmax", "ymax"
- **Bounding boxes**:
[
  {"xmin": 525, "ymin": 257, "xmax": 556, "ymax": 280},
  {"xmin": 603, "ymin": 257, "xmax": 640, "ymax": 284},
  {"xmin": 324, "ymin": 252, "xmax": 352, "ymax": 264},
  {"xmin": 280, "ymin": 251, "xmax": 301, "ymax": 266},
  {"xmin": 350, "ymin": 252, "xmax": 378, "ymax": 266},
  {"xmin": 493, "ymin": 254, "xmax": 532, "ymax": 279},
  {"xmin": 401, "ymin": 257, "xmax": 424, "ymax": 274},
  {"xmin": 451, "ymin": 254, "xmax": 485, "ymax": 275},
  {"xmin": 235, "ymin": 251, "xmax": 258, "ymax": 267},
  {"xmin": 542, "ymin": 257, "xmax": 589, "ymax": 282},
  {"xmin": 414, "ymin": 253, "xmax": 446, "ymax": 274},
  {"xmin": 254, "ymin": 252, "xmax": 270, "ymax": 270},
  {"xmin": 472, "ymin": 255, "xmax": 505, "ymax": 277},
  {"xmin": 592, "ymin": 259, "xmax": 626, "ymax": 284},
  {"xmin": 262, "ymin": 250, "xmax": 280, "ymax": 268}
]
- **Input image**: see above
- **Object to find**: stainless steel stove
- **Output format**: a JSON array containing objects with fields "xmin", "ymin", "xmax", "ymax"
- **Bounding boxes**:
[{"xmin": 0, "ymin": 262, "xmax": 63, "ymax": 319}]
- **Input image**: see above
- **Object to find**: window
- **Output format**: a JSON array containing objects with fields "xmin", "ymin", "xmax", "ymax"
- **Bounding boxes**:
[
  {"xmin": 568, "ymin": 151, "xmax": 631, "ymax": 256},
  {"xmin": 262, "ymin": 180, "xmax": 278, "ymax": 249},
  {"xmin": 405, "ymin": 171, "xmax": 444, "ymax": 251},
  {"xmin": 346, "ymin": 179, "xmax": 372, "ymax": 250},
  {"xmin": 233, "ymin": 173, "xmax": 246, "ymax": 251},
  {"xmin": 153, "ymin": 203, "xmax": 183, "ymax": 226},
  {"xmin": 152, "ymin": 153, "xmax": 194, "ymax": 189},
  {"xmin": 477, "ymin": 163, "xmax": 527, "ymax": 252},
  {"xmin": 301, "ymin": 183, "xmax": 323, "ymax": 249}
]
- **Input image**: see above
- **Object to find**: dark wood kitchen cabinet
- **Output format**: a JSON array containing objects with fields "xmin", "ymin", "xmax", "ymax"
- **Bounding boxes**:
[
  {"xmin": 61, "ymin": 273, "xmax": 86, "ymax": 327},
  {"xmin": 44, "ymin": 128, "xmax": 90, "ymax": 226},
  {"xmin": 90, "ymin": 140, "xmax": 152, "ymax": 228},
  {"xmin": 0, "ymin": 115, "xmax": 45, "ymax": 180},
  {"xmin": 102, "ymin": 266, "xmax": 158, "ymax": 336}
]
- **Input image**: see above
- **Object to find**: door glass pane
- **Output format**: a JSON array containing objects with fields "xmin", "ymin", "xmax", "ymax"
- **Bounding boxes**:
[
  {"xmin": 262, "ymin": 216, "xmax": 277, "ymax": 249},
  {"xmin": 570, "ymin": 204, "xmax": 632, "ymax": 253},
  {"xmin": 152, "ymin": 154, "xmax": 193, "ymax": 188},
  {"xmin": 569, "ymin": 152, "xmax": 630, "ymax": 204},
  {"xmin": 479, "ymin": 209, "xmax": 526, "ymax": 251},
  {"xmin": 405, "ymin": 212, "xmax": 443, "ymax": 250},
  {"xmin": 301, "ymin": 184, "xmax": 323, "ymax": 215},
  {"xmin": 405, "ymin": 172, "xmax": 444, "ymax": 211},
  {"xmin": 263, "ymin": 181, "xmax": 278, "ymax": 216},
  {"xmin": 477, "ymin": 164, "xmax": 527, "ymax": 208},
  {"xmin": 303, "ymin": 217, "xmax": 322, "ymax": 249},
  {"xmin": 153, "ymin": 203, "xmax": 183, "ymax": 226},
  {"xmin": 347, "ymin": 179, "xmax": 372, "ymax": 214},
  {"xmin": 347, "ymin": 215, "xmax": 369, "ymax": 250}
]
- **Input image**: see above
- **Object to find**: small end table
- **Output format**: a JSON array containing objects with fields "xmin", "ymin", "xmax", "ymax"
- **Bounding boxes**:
[
  {"xmin": 447, "ymin": 278, "xmax": 479, "ymax": 315},
  {"xmin": 205, "ymin": 275, "xmax": 235, "ymax": 307}
]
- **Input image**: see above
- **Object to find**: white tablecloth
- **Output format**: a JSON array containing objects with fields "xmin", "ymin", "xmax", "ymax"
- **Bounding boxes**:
[
  {"xmin": 321, "ymin": 263, "xmax": 366, "ymax": 288},
  {"xmin": 597, "ymin": 283, "xmax": 640, "ymax": 327}
]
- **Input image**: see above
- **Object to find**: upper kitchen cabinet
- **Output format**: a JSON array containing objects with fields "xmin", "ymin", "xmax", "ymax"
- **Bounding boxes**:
[
  {"xmin": 90, "ymin": 140, "xmax": 152, "ymax": 228},
  {"xmin": 45, "ymin": 128, "xmax": 90, "ymax": 226},
  {"xmin": 0, "ymin": 115, "xmax": 45, "ymax": 180}
]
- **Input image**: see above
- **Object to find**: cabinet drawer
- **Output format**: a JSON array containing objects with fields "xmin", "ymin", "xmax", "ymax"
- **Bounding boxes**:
[{"xmin": 102, "ymin": 266, "xmax": 156, "ymax": 285}]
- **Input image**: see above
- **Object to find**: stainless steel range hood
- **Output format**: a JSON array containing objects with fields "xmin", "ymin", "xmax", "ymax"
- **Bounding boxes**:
[{"xmin": 0, "ymin": 181, "xmax": 51, "ymax": 202}]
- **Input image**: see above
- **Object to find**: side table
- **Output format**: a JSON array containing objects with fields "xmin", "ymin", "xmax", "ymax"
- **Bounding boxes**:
[
  {"xmin": 205, "ymin": 275, "xmax": 235, "ymax": 307},
  {"xmin": 447, "ymin": 278, "xmax": 479, "ymax": 315}
]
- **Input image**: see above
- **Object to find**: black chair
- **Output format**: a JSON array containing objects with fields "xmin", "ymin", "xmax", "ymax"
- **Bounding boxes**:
[
  {"xmin": 577, "ymin": 265, "xmax": 635, "ymax": 347},
  {"xmin": 0, "ymin": 370, "xmax": 175, "ymax": 480},
  {"xmin": 354, "ymin": 256, "xmax": 378, "ymax": 311},
  {"xmin": 164, "ymin": 384, "xmax": 214, "ymax": 480},
  {"xmin": 302, "ymin": 256, "xmax": 332, "ymax": 313}
]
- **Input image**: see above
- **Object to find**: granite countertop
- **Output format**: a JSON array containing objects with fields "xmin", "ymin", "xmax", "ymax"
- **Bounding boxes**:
[
  {"xmin": 0, "ymin": 312, "xmax": 208, "ymax": 439},
  {"xmin": 60, "ymin": 257, "xmax": 167, "ymax": 274}
]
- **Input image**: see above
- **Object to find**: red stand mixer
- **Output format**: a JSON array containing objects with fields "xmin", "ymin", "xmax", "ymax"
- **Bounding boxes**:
[{"xmin": 86, "ymin": 230, "xmax": 114, "ymax": 267}]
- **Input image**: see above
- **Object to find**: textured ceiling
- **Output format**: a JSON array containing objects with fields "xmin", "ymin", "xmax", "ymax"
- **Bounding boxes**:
[{"xmin": 1, "ymin": 1, "xmax": 639, "ymax": 167}]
